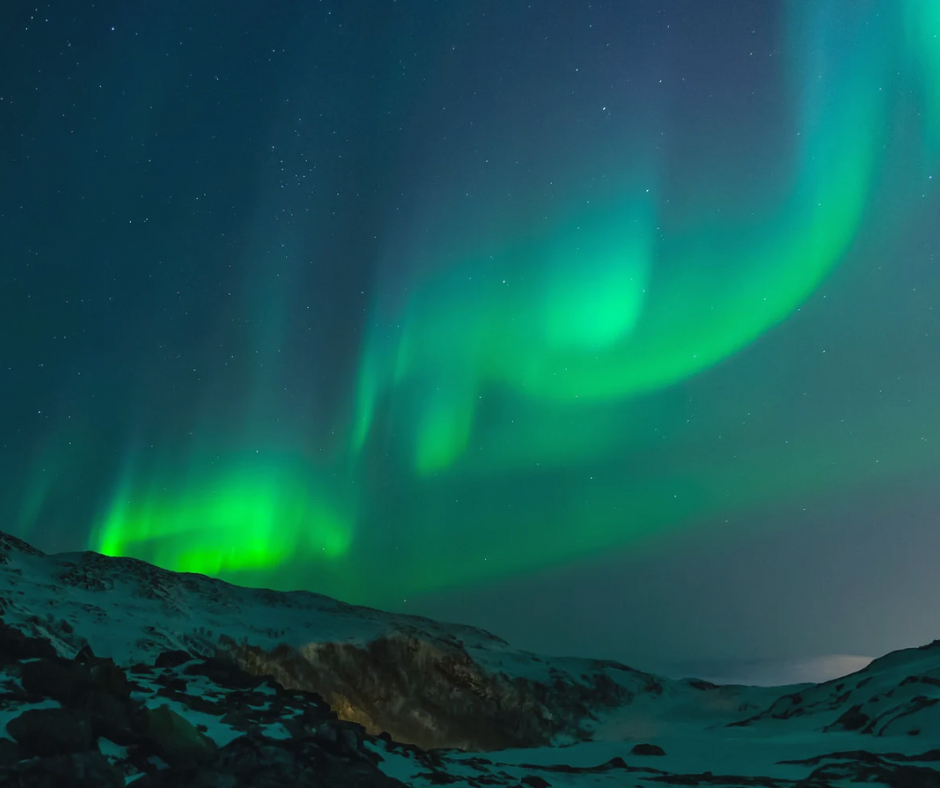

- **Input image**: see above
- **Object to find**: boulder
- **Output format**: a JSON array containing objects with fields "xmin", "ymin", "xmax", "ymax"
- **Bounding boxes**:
[
  {"xmin": 4, "ymin": 750, "xmax": 123, "ymax": 788},
  {"xmin": 521, "ymin": 776, "xmax": 552, "ymax": 788},
  {"xmin": 129, "ymin": 734, "xmax": 406, "ymax": 788},
  {"xmin": 143, "ymin": 704, "xmax": 218, "ymax": 769},
  {"xmin": 825, "ymin": 704, "xmax": 871, "ymax": 733},
  {"xmin": 7, "ymin": 707, "xmax": 94, "ymax": 757},
  {"xmin": 184, "ymin": 656, "xmax": 261, "ymax": 689},
  {"xmin": 0, "ymin": 621, "xmax": 57, "ymax": 664},
  {"xmin": 73, "ymin": 687, "xmax": 142, "ymax": 745},
  {"xmin": 154, "ymin": 649, "xmax": 196, "ymax": 668},
  {"xmin": 0, "ymin": 736, "xmax": 22, "ymax": 768},
  {"xmin": 20, "ymin": 658, "xmax": 93, "ymax": 704},
  {"xmin": 87, "ymin": 656, "xmax": 132, "ymax": 701},
  {"xmin": 630, "ymin": 742, "xmax": 666, "ymax": 756}
]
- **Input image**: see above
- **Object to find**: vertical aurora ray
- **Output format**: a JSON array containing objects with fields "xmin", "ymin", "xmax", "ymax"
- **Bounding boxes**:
[
  {"xmin": 350, "ymin": 189, "xmax": 662, "ymax": 476},
  {"xmin": 93, "ymin": 454, "xmax": 354, "ymax": 576},
  {"xmin": 351, "ymin": 0, "xmax": 903, "ymax": 473},
  {"xmin": 905, "ymin": 0, "xmax": 940, "ymax": 162}
]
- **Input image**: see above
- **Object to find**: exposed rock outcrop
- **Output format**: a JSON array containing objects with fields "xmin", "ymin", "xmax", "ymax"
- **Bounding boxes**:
[
  {"xmin": 0, "ymin": 528, "xmax": 673, "ymax": 751},
  {"xmin": 729, "ymin": 639, "xmax": 940, "ymax": 738},
  {"xmin": 632, "ymin": 742, "xmax": 667, "ymax": 756},
  {"xmin": 3, "ymin": 530, "xmax": 940, "ymax": 787},
  {"xmin": 222, "ymin": 634, "xmax": 640, "ymax": 750},
  {"xmin": 0, "ymin": 627, "xmax": 406, "ymax": 786}
]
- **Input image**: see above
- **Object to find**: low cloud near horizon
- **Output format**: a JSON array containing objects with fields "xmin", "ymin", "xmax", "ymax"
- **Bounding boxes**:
[{"xmin": 660, "ymin": 654, "xmax": 874, "ymax": 687}]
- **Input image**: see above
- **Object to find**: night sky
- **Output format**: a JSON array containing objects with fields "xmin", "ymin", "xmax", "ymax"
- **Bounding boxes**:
[{"xmin": 2, "ymin": 0, "xmax": 939, "ymax": 683}]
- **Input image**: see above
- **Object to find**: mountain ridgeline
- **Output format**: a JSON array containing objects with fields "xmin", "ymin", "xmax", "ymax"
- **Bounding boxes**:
[{"xmin": 2, "ymin": 530, "xmax": 940, "ymax": 787}]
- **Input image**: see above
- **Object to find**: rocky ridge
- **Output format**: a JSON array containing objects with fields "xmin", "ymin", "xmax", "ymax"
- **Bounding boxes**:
[
  {"xmin": 3, "ymin": 531, "xmax": 940, "ymax": 787},
  {"xmin": 0, "ymin": 530, "xmax": 724, "ymax": 751},
  {"xmin": 729, "ymin": 638, "xmax": 940, "ymax": 738},
  {"xmin": 0, "ymin": 619, "xmax": 404, "ymax": 786}
]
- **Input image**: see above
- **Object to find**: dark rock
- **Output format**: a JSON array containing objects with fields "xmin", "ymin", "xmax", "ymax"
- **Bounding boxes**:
[
  {"xmin": 74, "ymin": 642, "xmax": 96, "ymax": 662},
  {"xmin": 7, "ymin": 707, "xmax": 94, "ymax": 757},
  {"xmin": 688, "ymin": 679, "xmax": 719, "ymax": 691},
  {"xmin": 143, "ymin": 704, "xmax": 219, "ymax": 769},
  {"xmin": 297, "ymin": 698, "xmax": 335, "ymax": 724},
  {"xmin": 223, "ymin": 633, "xmax": 635, "ymax": 751},
  {"xmin": 825, "ymin": 704, "xmax": 870, "ymax": 732},
  {"xmin": 158, "ymin": 675, "xmax": 189, "ymax": 693},
  {"xmin": 336, "ymin": 720, "xmax": 365, "ymax": 751},
  {"xmin": 521, "ymin": 776, "xmax": 552, "ymax": 788},
  {"xmin": 73, "ymin": 688, "xmax": 141, "ymax": 745},
  {"xmin": 631, "ymin": 742, "xmax": 666, "ymax": 756},
  {"xmin": 0, "ymin": 736, "xmax": 22, "ymax": 768},
  {"xmin": 20, "ymin": 657, "xmax": 93, "ymax": 704},
  {"xmin": 884, "ymin": 765, "xmax": 940, "ymax": 788},
  {"xmin": 3, "ymin": 750, "xmax": 123, "ymax": 787},
  {"xmin": 87, "ymin": 656, "xmax": 132, "ymax": 702},
  {"xmin": 20, "ymin": 654, "xmax": 131, "ymax": 709},
  {"xmin": 805, "ymin": 758, "xmax": 940, "ymax": 788},
  {"xmin": 184, "ymin": 656, "xmax": 260, "ymax": 689},
  {"xmin": 524, "ymin": 756, "xmax": 628, "ymax": 775},
  {"xmin": 0, "ymin": 531, "xmax": 45, "ymax": 557},
  {"xmin": 130, "ymin": 733, "xmax": 406, "ymax": 788},
  {"xmin": 129, "ymin": 663, "xmax": 155, "ymax": 674},
  {"xmin": 220, "ymin": 707, "xmax": 253, "ymax": 730},
  {"xmin": 339, "ymin": 726, "xmax": 360, "ymax": 753},
  {"xmin": 780, "ymin": 749, "xmax": 884, "ymax": 766},
  {"xmin": 154, "ymin": 649, "xmax": 195, "ymax": 668},
  {"xmin": 0, "ymin": 621, "xmax": 57, "ymax": 664}
]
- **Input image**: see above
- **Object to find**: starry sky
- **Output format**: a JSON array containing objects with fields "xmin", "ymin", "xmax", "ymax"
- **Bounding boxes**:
[{"xmin": 2, "ymin": 0, "xmax": 939, "ymax": 683}]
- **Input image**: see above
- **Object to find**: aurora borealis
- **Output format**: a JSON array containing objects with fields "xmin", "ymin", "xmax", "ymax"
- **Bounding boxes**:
[{"xmin": 2, "ymin": 0, "xmax": 940, "ymax": 673}]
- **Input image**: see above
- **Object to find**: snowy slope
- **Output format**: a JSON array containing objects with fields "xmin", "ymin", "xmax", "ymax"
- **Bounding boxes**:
[
  {"xmin": 2, "ymin": 529, "xmax": 940, "ymax": 787},
  {"xmin": 0, "ymin": 530, "xmax": 773, "ymax": 751},
  {"xmin": 730, "ymin": 637, "xmax": 940, "ymax": 739}
]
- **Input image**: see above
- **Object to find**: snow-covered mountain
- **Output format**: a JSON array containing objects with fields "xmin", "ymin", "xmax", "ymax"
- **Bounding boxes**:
[
  {"xmin": 0, "ymin": 530, "xmax": 772, "ymax": 751},
  {"xmin": 730, "ymin": 637, "xmax": 940, "ymax": 739},
  {"xmin": 1, "ymin": 529, "xmax": 939, "ymax": 787}
]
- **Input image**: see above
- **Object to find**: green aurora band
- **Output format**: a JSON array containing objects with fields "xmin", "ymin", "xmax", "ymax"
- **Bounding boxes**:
[
  {"xmin": 90, "ymin": 0, "xmax": 940, "ymax": 601},
  {"xmin": 96, "ymin": 458, "xmax": 353, "ymax": 575}
]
